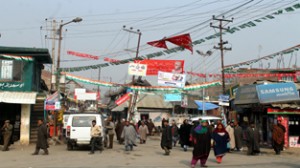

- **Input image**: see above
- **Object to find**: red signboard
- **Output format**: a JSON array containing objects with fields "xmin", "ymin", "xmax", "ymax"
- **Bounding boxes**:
[
  {"xmin": 280, "ymin": 116, "xmax": 289, "ymax": 148},
  {"xmin": 134, "ymin": 60, "xmax": 184, "ymax": 75},
  {"xmin": 115, "ymin": 93, "xmax": 131, "ymax": 105},
  {"xmin": 267, "ymin": 108, "xmax": 300, "ymax": 114}
]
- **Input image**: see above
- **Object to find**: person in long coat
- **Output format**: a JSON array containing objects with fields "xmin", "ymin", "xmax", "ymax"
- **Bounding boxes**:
[
  {"xmin": 161, "ymin": 120, "xmax": 172, "ymax": 155},
  {"xmin": 272, "ymin": 118, "xmax": 286, "ymax": 155},
  {"xmin": 121, "ymin": 120, "xmax": 137, "ymax": 151},
  {"xmin": 245, "ymin": 122, "xmax": 260, "ymax": 155},
  {"xmin": 32, "ymin": 119, "xmax": 49, "ymax": 155},
  {"xmin": 179, "ymin": 119, "xmax": 191, "ymax": 151},
  {"xmin": 115, "ymin": 119, "xmax": 125, "ymax": 144},
  {"xmin": 138, "ymin": 121, "xmax": 149, "ymax": 144},
  {"xmin": 234, "ymin": 121, "xmax": 244, "ymax": 151},
  {"xmin": 1, "ymin": 120, "xmax": 13, "ymax": 151},
  {"xmin": 171, "ymin": 120, "xmax": 179, "ymax": 147},
  {"xmin": 212, "ymin": 123, "xmax": 230, "ymax": 164},
  {"xmin": 190, "ymin": 120, "xmax": 211, "ymax": 168},
  {"xmin": 225, "ymin": 121, "xmax": 235, "ymax": 151},
  {"xmin": 146, "ymin": 119, "xmax": 155, "ymax": 136}
]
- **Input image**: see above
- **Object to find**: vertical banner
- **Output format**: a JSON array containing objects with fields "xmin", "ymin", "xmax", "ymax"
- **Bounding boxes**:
[
  {"xmin": 135, "ymin": 60, "xmax": 184, "ymax": 75},
  {"xmin": 128, "ymin": 63, "xmax": 147, "ymax": 76}
]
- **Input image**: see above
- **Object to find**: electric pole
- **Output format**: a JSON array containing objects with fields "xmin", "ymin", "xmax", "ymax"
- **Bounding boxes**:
[
  {"xmin": 123, "ymin": 26, "xmax": 141, "ymax": 121},
  {"xmin": 211, "ymin": 15, "xmax": 233, "ymax": 94}
]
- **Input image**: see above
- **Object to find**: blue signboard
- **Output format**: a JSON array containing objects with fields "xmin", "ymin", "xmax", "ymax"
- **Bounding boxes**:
[
  {"xmin": 256, "ymin": 83, "xmax": 300, "ymax": 104},
  {"xmin": 164, "ymin": 94, "xmax": 182, "ymax": 102}
]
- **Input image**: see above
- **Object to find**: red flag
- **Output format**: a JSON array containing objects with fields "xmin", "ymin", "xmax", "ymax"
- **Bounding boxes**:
[
  {"xmin": 67, "ymin": 50, "xmax": 99, "ymax": 60},
  {"xmin": 147, "ymin": 40, "xmax": 168, "ymax": 49},
  {"xmin": 166, "ymin": 33, "xmax": 193, "ymax": 53},
  {"xmin": 104, "ymin": 57, "xmax": 120, "ymax": 63}
]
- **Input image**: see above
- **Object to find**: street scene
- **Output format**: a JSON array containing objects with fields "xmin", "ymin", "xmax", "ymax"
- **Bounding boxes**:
[
  {"xmin": 1, "ymin": 136, "xmax": 300, "ymax": 168},
  {"xmin": 1, "ymin": 0, "xmax": 300, "ymax": 168}
]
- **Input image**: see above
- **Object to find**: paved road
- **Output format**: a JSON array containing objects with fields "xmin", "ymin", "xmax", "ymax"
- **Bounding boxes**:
[{"xmin": 0, "ymin": 136, "xmax": 299, "ymax": 168}]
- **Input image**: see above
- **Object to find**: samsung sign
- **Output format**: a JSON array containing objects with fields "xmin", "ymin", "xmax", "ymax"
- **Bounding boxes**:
[{"xmin": 256, "ymin": 83, "xmax": 300, "ymax": 104}]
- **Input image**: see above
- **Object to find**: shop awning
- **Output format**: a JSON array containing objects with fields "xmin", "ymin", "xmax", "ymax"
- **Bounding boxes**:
[
  {"xmin": 194, "ymin": 100, "xmax": 219, "ymax": 111},
  {"xmin": 0, "ymin": 91, "xmax": 37, "ymax": 104}
]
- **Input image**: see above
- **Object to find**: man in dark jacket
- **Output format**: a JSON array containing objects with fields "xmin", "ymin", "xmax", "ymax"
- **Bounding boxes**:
[
  {"xmin": 161, "ymin": 120, "xmax": 172, "ymax": 155},
  {"xmin": 245, "ymin": 122, "xmax": 260, "ymax": 155},
  {"xmin": 32, "ymin": 119, "xmax": 49, "ymax": 155},
  {"xmin": 179, "ymin": 119, "xmax": 191, "ymax": 151},
  {"xmin": 1, "ymin": 120, "xmax": 13, "ymax": 151}
]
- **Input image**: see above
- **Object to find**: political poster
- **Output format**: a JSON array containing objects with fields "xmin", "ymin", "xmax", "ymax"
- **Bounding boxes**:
[
  {"xmin": 157, "ymin": 71, "xmax": 186, "ymax": 88},
  {"xmin": 128, "ymin": 63, "xmax": 147, "ymax": 76},
  {"xmin": 134, "ymin": 60, "xmax": 184, "ymax": 75}
]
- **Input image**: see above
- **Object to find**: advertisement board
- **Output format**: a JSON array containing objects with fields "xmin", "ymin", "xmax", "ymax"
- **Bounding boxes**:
[
  {"xmin": 157, "ymin": 71, "xmax": 186, "ymax": 88},
  {"xmin": 135, "ymin": 60, "xmax": 184, "ymax": 75},
  {"xmin": 128, "ymin": 63, "xmax": 147, "ymax": 76}
]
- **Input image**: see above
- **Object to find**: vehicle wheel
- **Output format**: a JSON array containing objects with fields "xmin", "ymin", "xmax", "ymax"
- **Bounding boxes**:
[{"xmin": 67, "ymin": 143, "xmax": 73, "ymax": 150}]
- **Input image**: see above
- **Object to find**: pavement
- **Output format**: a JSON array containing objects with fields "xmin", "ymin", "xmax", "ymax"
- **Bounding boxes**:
[{"xmin": 0, "ymin": 136, "xmax": 299, "ymax": 168}]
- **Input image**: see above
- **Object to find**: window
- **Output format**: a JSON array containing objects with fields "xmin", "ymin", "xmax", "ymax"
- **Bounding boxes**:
[
  {"xmin": 72, "ymin": 116, "xmax": 96, "ymax": 127},
  {"xmin": 0, "ymin": 59, "xmax": 23, "ymax": 81}
]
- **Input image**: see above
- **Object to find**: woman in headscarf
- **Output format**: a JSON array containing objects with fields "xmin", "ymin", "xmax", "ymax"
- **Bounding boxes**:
[
  {"xmin": 190, "ymin": 120, "xmax": 211, "ymax": 168},
  {"xmin": 212, "ymin": 123, "xmax": 230, "ymax": 164}
]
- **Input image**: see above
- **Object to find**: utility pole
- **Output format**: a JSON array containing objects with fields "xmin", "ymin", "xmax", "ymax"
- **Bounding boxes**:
[
  {"xmin": 211, "ymin": 15, "xmax": 233, "ymax": 94},
  {"xmin": 196, "ymin": 50, "xmax": 212, "ymax": 116},
  {"xmin": 50, "ymin": 20, "xmax": 57, "ymax": 92},
  {"xmin": 123, "ymin": 26, "xmax": 141, "ymax": 121},
  {"xmin": 97, "ymin": 67, "xmax": 101, "ymax": 112}
]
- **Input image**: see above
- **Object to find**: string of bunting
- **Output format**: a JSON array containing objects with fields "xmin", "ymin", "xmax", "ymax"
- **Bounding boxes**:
[
  {"xmin": 0, "ymin": 54, "xmax": 34, "ymax": 61},
  {"xmin": 64, "ymin": 73, "xmax": 221, "ymax": 92},
  {"xmin": 224, "ymin": 44, "xmax": 300, "ymax": 71},
  {"xmin": 59, "ymin": 3, "xmax": 300, "ymax": 72},
  {"xmin": 185, "ymin": 72, "xmax": 297, "ymax": 78}
]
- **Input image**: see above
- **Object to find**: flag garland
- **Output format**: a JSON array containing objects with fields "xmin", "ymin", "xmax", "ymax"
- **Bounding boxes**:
[
  {"xmin": 224, "ymin": 44, "xmax": 300, "ymax": 71},
  {"xmin": 185, "ymin": 72, "xmax": 296, "ymax": 78},
  {"xmin": 0, "ymin": 54, "xmax": 33, "ymax": 61},
  {"xmin": 67, "ymin": 50, "xmax": 100, "ymax": 60},
  {"xmin": 64, "ymin": 73, "xmax": 221, "ymax": 92},
  {"xmin": 59, "ymin": 3, "xmax": 300, "ymax": 73}
]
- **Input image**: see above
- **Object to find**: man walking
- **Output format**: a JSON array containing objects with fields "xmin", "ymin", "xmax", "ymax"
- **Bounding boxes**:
[
  {"xmin": 105, "ymin": 116, "xmax": 115, "ymax": 149},
  {"xmin": 89, "ymin": 120, "xmax": 102, "ymax": 154},
  {"xmin": 161, "ymin": 120, "xmax": 172, "ymax": 155},
  {"xmin": 225, "ymin": 121, "xmax": 235, "ymax": 152},
  {"xmin": 234, "ymin": 121, "xmax": 244, "ymax": 151},
  {"xmin": 32, "ymin": 119, "xmax": 49, "ymax": 155},
  {"xmin": 121, "ymin": 120, "xmax": 137, "ymax": 151},
  {"xmin": 272, "ymin": 118, "xmax": 286, "ymax": 155},
  {"xmin": 1, "ymin": 120, "xmax": 13, "ymax": 151},
  {"xmin": 244, "ymin": 122, "xmax": 260, "ymax": 155}
]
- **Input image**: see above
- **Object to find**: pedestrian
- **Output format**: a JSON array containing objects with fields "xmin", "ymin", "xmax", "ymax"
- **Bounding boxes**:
[
  {"xmin": 272, "ymin": 118, "xmax": 286, "ymax": 155},
  {"xmin": 138, "ymin": 121, "xmax": 149, "ymax": 144},
  {"xmin": 146, "ymin": 119, "xmax": 155, "ymax": 136},
  {"xmin": 190, "ymin": 120, "xmax": 211, "ymax": 168},
  {"xmin": 179, "ymin": 119, "xmax": 191, "ymax": 151},
  {"xmin": 105, "ymin": 116, "xmax": 115, "ymax": 149},
  {"xmin": 1, "ymin": 120, "xmax": 13, "ymax": 151},
  {"xmin": 225, "ymin": 121, "xmax": 235, "ymax": 151},
  {"xmin": 121, "ymin": 120, "xmax": 137, "ymax": 151},
  {"xmin": 244, "ymin": 122, "xmax": 260, "ymax": 155},
  {"xmin": 89, "ymin": 120, "xmax": 102, "ymax": 154},
  {"xmin": 32, "ymin": 119, "xmax": 49, "ymax": 155},
  {"xmin": 234, "ymin": 121, "xmax": 244, "ymax": 151},
  {"xmin": 171, "ymin": 120, "xmax": 179, "ymax": 147},
  {"xmin": 115, "ymin": 119, "xmax": 125, "ymax": 144},
  {"xmin": 161, "ymin": 120, "xmax": 172, "ymax": 155},
  {"xmin": 212, "ymin": 123, "xmax": 230, "ymax": 164}
]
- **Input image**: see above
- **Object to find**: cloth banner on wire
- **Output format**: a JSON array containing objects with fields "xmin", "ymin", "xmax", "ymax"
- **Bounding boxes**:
[
  {"xmin": 135, "ymin": 59, "xmax": 184, "ymax": 75},
  {"xmin": 67, "ymin": 50, "xmax": 99, "ymax": 60}
]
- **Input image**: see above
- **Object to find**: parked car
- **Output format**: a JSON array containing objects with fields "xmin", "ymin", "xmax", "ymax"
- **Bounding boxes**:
[{"xmin": 65, "ymin": 113, "xmax": 103, "ymax": 150}]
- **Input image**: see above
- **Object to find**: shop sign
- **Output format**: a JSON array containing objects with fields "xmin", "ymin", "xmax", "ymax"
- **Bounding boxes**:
[
  {"xmin": 257, "ymin": 83, "xmax": 300, "ymax": 104},
  {"xmin": 234, "ymin": 85, "xmax": 259, "ymax": 105},
  {"xmin": 0, "ymin": 82, "xmax": 24, "ymax": 89},
  {"xmin": 289, "ymin": 136, "xmax": 300, "ymax": 148},
  {"xmin": 267, "ymin": 108, "xmax": 300, "ymax": 114},
  {"xmin": 164, "ymin": 93, "xmax": 182, "ymax": 102}
]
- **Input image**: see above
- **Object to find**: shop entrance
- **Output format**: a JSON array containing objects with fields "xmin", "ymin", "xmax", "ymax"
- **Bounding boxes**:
[{"xmin": 0, "ymin": 103, "xmax": 21, "ymax": 142}]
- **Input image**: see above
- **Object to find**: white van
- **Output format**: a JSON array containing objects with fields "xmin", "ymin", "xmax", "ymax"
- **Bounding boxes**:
[
  {"xmin": 65, "ymin": 113, "xmax": 103, "ymax": 150},
  {"xmin": 190, "ymin": 115, "xmax": 223, "ymax": 126}
]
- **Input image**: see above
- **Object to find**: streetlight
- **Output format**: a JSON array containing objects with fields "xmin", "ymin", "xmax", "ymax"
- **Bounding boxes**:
[
  {"xmin": 54, "ymin": 17, "xmax": 82, "ymax": 137},
  {"xmin": 196, "ymin": 50, "xmax": 212, "ymax": 116}
]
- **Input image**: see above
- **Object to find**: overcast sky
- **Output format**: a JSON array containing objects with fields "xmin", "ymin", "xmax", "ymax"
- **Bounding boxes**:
[{"xmin": 1, "ymin": 0, "xmax": 300, "ymax": 91}]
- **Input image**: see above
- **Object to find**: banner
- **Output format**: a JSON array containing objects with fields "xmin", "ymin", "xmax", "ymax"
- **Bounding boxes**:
[
  {"xmin": 128, "ymin": 63, "xmax": 147, "ymax": 76},
  {"xmin": 158, "ymin": 71, "xmax": 186, "ymax": 88},
  {"xmin": 67, "ymin": 50, "xmax": 99, "ymax": 60},
  {"xmin": 115, "ymin": 92, "xmax": 131, "ymax": 105},
  {"xmin": 135, "ymin": 60, "xmax": 184, "ymax": 75},
  {"xmin": 76, "ymin": 93, "xmax": 97, "ymax": 100}
]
